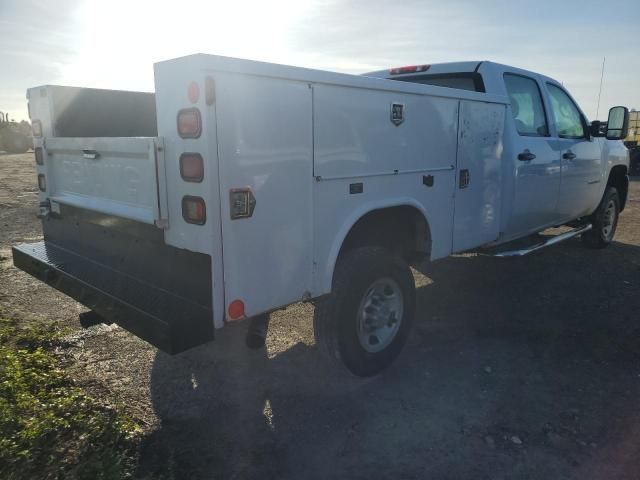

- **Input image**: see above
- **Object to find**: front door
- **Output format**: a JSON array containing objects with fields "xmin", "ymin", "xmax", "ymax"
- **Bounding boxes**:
[
  {"xmin": 545, "ymin": 83, "xmax": 602, "ymax": 220},
  {"xmin": 503, "ymin": 73, "xmax": 562, "ymax": 236}
]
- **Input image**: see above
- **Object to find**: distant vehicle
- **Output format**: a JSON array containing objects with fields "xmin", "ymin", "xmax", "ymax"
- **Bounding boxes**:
[
  {"xmin": 13, "ymin": 56, "xmax": 630, "ymax": 376},
  {"xmin": 0, "ymin": 111, "xmax": 30, "ymax": 154},
  {"xmin": 624, "ymin": 109, "xmax": 639, "ymax": 174}
]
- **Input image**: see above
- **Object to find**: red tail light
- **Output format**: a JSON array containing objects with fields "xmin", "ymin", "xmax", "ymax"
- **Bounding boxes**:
[
  {"xmin": 179, "ymin": 153, "xmax": 204, "ymax": 182},
  {"xmin": 32, "ymin": 120, "xmax": 42, "ymax": 137},
  {"xmin": 182, "ymin": 196, "xmax": 206, "ymax": 224},
  {"xmin": 37, "ymin": 174, "xmax": 46, "ymax": 191},
  {"xmin": 35, "ymin": 147, "xmax": 44, "ymax": 165},
  {"xmin": 389, "ymin": 65, "xmax": 430, "ymax": 75},
  {"xmin": 177, "ymin": 108, "xmax": 201, "ymax": 138}
]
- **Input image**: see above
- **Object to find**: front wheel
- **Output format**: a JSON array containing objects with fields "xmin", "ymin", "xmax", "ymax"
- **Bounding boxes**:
[
  {"xmin": 581, "ymin": 187, "xmax": 620, "ymax": 249},
  {"xmin": 313, "ymin": 247, "xmax": 415, "ymax": 377}
]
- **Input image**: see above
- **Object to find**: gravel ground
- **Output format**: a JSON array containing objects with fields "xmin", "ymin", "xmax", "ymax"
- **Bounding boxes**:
[{"xmin": 2, "ymin": 152, "xmax": 640, "ymax": 479}]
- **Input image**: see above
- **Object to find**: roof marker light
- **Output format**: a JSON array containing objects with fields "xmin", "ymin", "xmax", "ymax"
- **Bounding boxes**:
[{"xmin": 389, "ymin": 65, "xmax": 430, "ymax": 75}]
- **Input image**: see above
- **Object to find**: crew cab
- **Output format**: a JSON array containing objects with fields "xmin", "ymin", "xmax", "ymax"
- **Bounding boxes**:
[{"xmin": 13, "ymin": 55, "xmax": 630, "ymax": 376}]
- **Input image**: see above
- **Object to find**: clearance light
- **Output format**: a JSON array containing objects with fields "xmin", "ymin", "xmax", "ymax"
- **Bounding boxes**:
[
  {"xmin": 35, "ymin": 147, "xmax": 44, "ymax": 165},
  {"xmin": 188, "ymin": 81, "xmax": 200, "ymax": 104},
  {"xmin": 389, "ymin": 65, "xmax": 430, "ymax": 75},
  {"xmin": 32, "ymin": 120, "xmax": 42, "ymax": 137},
  {"xmin": 182, "ymin": 196, "xmax": 206, "ymax": 224},
  {"xmin": 228, "ymin": 300, "xmax": 245, "ymax": 320},
  {"xmin": 179, "ymin": 153, "xmax": 204, "ymax": 182},
  {"xmin": 177, "ymin": 108, "xmax": 201, "ymax": 138},
  {"xmin": 37, "ymin": 174, "xmax": 46, "ymax": 192},
  {"xmin": 229, "ymin": 188, "xmax": 256, "ymax": 220}
]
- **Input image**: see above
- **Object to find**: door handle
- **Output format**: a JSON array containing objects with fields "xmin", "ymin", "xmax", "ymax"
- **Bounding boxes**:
[
  {"xmin": 563, "ymin": 151, "xmax": 576, "ymax": 160},
  {"xmin": 517, "ymin": 150, "xmax": 536, "ymax": 161}
]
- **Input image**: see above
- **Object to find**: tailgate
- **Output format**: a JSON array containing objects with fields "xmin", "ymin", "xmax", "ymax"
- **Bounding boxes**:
[{"xmin": 44, "ymin": 137, "xmax": 167, "ymax": 225}]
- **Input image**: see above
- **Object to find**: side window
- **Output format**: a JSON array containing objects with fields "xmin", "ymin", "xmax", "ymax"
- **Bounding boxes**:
[
  {"xmin": 503, "ymin": 74, "xmax": 549, "ymax": 137},
  {"xmin": 546, "ymin": 83, "xmax": 585, "ymax": 138}
]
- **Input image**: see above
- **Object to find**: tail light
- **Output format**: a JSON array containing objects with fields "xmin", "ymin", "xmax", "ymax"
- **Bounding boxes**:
[
  {"xmin": 177, "ymin": 108, "xmax": 201, "ymax": 138},
  {"xmin": 182, "ymin": 196, "xmax": 206, "ymax": 224},
  {"xmin": 37, "ymin": 174, "xmax": 46, "ymax": 191},
  {"xmin": 179, "ymin": 153, "xmax": 204, "ymax": 182},
  {"xmin": 32, "ymin": 120, "xmax": 42, "ymax": 137},
  {"xmin": 35, "ymin": 147, "xmax": 44, "ymax": 165}
]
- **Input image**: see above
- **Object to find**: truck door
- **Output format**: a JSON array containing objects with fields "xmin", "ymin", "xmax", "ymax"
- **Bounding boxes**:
[
  {"xmin": 544, "ymin": 83, "xmax": 602, "ymax": 220},
  {"xmin": 503, "ymin": 73, "xmax": 561, "ymax": 234}
]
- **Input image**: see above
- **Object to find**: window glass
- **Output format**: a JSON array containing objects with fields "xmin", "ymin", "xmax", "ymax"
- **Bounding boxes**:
[
  {"xmin": 547, "ymin": 83, "xmax": 585, "ymax": 138},
  {"xmin": 503, "ymin": 74, "xmax": 549, "ymax": 136},
  {"xmin": 393, "ymin": 74, "xmax": 479, "ymax": 92}
]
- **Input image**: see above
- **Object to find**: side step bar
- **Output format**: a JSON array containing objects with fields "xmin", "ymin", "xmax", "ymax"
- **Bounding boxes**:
[{"xmin": 490, "ymin": 224, "xmax": 592, "ymax": 257}]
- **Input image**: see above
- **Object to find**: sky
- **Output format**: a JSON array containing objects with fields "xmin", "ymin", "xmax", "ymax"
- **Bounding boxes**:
[{"xmin": 1, "ymin": 0, "xmax": 639, "ymax": 122}]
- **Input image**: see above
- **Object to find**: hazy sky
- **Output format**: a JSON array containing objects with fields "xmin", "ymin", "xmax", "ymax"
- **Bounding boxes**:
[{"xmin": 1, "ymin": 0, "xmax": 639, "ymax": 122}]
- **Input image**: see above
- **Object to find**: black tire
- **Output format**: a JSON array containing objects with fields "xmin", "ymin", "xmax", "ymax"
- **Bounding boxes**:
[
  {"xmin": 581, "ymin": 187, "xmax": 620, "ymax": 249},
  {"xmin": 313, "ymin": 246, "xmax": 415, "ymax": 376}
]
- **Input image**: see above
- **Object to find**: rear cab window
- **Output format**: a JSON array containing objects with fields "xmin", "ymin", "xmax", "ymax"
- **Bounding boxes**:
[
  {"xmin": 389, "ymin": 73, "xmax": 485, "ymax": 92},
  {"xmin": 503, "ymin": 73, "xmax": 549, "ymax": 137}
]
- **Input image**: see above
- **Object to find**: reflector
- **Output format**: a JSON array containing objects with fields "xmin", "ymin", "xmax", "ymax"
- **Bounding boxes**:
[{"xmin": 228, "ymin": 300, "xmax": 245, "ymax": 320}]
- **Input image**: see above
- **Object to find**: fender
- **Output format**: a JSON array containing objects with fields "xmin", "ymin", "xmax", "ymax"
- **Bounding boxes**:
[{"xmin": 318, "ymin": 197, "xmax": 430, "ymax": 295}]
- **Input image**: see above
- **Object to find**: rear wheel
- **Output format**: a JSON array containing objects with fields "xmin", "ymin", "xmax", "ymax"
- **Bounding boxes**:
[
  {"xmin": 313, "ymin": 247, "xmax": 415, "ymax": 376},
  {"xmin": 581, "ymin": 187, "xmax": 620, "ymax": 249}
]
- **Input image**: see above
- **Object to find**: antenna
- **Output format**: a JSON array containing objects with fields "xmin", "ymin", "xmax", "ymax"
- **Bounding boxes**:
[{"xmin": 595, "ymin": 57, "xmax": 606, "ymax": 119}]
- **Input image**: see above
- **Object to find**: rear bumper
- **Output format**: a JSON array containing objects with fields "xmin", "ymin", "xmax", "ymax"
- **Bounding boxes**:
[{"xmin": 13, "ymin": 241, "xmax": 213, "ymax": 354}]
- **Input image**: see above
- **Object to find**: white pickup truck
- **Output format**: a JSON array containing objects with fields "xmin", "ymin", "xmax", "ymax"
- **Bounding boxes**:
[{"xmin": 13, "ymin": 55, "xmax": 630, "ymax": 376}]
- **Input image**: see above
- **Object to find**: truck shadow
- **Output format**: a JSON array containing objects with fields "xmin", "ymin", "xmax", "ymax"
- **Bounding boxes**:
[{"xmin": 141, "ymin": 239, "xmax": 640, "ymax": 480}]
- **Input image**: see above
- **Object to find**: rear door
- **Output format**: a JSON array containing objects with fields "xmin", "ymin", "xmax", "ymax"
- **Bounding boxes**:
[
  {"xmin": 503, "ymin": 72, "xmax": 561, "ymax": 234},
  {"xmin": 44, "ymin": 137, "xmax": 168, "ymax": 226},
  {"xmin": 544, "ymin": 83, "xmax": 602, "ymax": 220}
]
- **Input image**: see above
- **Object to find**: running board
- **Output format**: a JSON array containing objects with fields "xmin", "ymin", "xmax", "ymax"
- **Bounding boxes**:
[{"xmin": 490, "ymin": 224, "xmax": 592, "ymax": 257}]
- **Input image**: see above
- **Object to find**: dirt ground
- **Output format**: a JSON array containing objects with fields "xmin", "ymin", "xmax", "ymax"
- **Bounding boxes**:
[{"xmin": 2, "ymin": 152, "xmax": 640, "ymax": 480}]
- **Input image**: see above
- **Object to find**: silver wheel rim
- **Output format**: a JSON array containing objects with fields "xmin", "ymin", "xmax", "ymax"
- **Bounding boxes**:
[
  {"xmin": 602, "ymin": 199, "xmax": 616, "ymax": 240},
  {"xmin": 356, "ymin": 277, "xmax": 404, "ymax": 353}
]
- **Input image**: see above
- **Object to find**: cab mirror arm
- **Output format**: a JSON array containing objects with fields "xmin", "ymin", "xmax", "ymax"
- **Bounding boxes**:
[{"xmin": 589, "ymin": 120, "xmax": 604, "ymax": 137}]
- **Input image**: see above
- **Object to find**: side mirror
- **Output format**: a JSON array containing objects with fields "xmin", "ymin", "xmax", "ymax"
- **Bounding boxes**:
[{"xmin": 606, "ymin": 106, "xmax": 629, "ymax": 140}]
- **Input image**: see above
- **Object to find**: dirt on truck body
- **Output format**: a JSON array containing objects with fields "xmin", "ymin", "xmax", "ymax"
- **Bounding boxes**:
[{"xmin": 2, "ymin": 152, "xmax": 640, "ymax": 479}]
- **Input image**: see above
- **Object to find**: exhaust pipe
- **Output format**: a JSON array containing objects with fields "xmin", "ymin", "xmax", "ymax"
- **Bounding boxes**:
[{"xmin": 246, "ymin": 313, "xmax": 270, "ymax": 349}]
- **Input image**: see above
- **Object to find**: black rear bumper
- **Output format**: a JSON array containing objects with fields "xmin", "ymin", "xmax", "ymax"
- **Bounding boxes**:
[{"xmin": 13, "ymin": 240, "xmax": 214, "ymax": 354}]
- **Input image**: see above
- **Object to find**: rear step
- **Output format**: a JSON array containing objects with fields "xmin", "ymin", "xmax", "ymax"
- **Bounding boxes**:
[{"xmin": 484, "ymin": 224, "xmax": 592, "ymax": 257}]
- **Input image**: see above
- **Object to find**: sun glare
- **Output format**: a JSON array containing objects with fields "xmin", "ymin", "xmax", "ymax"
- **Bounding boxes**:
[{"xmin": 60, "ymin": 0, "xmax": 315, "ymax": 91}]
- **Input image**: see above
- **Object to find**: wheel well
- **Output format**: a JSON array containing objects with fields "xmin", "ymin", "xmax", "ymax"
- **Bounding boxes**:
[
  {"xmin": 607, "ymin": 165, "xmax": 629, "ymax": 211},
  {"xmin": 338, "ymin": 206, "xmax": 431, "ymax": 264}
]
